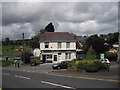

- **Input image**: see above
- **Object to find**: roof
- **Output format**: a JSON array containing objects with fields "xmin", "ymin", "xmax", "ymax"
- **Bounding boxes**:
[
  {"xmin": 76, "ymin": 36, "xmax": 85, "ymax": 44},
  {"xmin": 39, "ymin": 32, "xmax": 76, "ymax": 42}
]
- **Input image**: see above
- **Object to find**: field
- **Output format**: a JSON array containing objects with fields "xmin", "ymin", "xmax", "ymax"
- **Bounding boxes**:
[{"xmin": 2, "ymin": 45, "xmax": 32, "ymax": 58}]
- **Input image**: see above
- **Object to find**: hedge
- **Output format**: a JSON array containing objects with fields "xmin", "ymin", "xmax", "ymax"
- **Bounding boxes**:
[
  {"xmin": 68, "ymin": 60, "xmax": 109, "ymax": 72},
  {"xmin": 2, "ymin": 60, "xmax": 13, "ymax": 67}
]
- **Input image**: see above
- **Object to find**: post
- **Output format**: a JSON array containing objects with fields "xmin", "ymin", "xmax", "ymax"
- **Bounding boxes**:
[{"xmin": 22, "ymin": 33, "xmax": 25, "ymax": 63}]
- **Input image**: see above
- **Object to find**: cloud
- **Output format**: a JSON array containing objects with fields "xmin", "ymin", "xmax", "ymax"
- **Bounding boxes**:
[{"xmin": 2, "ymin": 2, "xmax": 118, "ymax": 40}]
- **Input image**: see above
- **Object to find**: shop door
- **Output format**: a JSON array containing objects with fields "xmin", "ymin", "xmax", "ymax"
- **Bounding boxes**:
[
  {"xmin": 42, "ymin": 55, "xmax": 46, "ymax": 63},
  {"xmin": 54, "ymin": 55, "xmax": 57, "ymax": 61}
]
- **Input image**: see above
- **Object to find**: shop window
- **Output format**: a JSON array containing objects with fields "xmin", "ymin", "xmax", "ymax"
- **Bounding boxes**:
[{"xmin": 65, "ymin": 53, "xmax": 71, "ymax": 59}]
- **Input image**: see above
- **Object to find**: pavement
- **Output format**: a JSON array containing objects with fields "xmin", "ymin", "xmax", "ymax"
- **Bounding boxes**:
[{"xmin": 2, "ymin": 62, "xmax": 120, "ymax": 81}]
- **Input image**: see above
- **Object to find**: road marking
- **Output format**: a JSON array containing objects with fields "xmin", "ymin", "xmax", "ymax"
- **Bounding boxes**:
[
  {"xmin": 14, "ymin": 75, "xmax": 31, "ymax": 80},
  {"xmin": 41, "ymin": 81, "xmax": 75, "ymax": 89},
  {"xmin": 43, "ymin": 72, "xmax": 120, "ymax": 83},
  {"xmin": 27, "ymin": 71, "xmax": 31, "ymax": 72},
  {"xmin": 3, "ymin": 73, "xmax": 10, "ymax": 75},
  {"xmin": 22, "ymin": 70, "xmax": 26, "ymax": 71}
]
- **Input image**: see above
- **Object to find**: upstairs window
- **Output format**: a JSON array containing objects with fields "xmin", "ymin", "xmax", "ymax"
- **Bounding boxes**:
[
  {"xmin": 58, "ymin": 42, "xmax": 61, "ymax": 48},
  {"xmin": 45, "ymin": 42, "xmax": 49, "ymax": 48},
  {"xmin": 66, "ymin": 42, "xmax": 70, "ymax": 48}
]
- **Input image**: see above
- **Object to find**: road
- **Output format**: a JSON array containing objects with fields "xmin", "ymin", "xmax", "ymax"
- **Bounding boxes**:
[{"xmin": 2, "ymin": 69, "xmax": 118, "ymax": 89}]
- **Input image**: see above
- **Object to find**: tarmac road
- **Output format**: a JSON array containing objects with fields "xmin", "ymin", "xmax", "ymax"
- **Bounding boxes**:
[
  {"xmin": 2, "ymin": 69, "xmax": 119, "ymax": 89},
  {"xmin": 2, "ymin": 62, "xmax": 119, "ymax": 89}
]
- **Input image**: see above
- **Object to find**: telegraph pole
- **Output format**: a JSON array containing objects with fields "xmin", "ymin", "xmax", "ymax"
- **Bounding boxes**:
[
  {"xmin": 22, "ymin": 33, "xmax": 25, "ymax": 62},
  {"xmin": 22, "ymin": 33, "xmax": 24, "ymax": 49}
]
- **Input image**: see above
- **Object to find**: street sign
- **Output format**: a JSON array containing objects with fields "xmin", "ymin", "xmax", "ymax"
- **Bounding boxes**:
[
  {"xmin": 100, "ymin": 53, "xmax": 105, "ymax": 59},
  {"xmin": 33, "ymin": 48, "xmax": 41, "ymax": 57}
]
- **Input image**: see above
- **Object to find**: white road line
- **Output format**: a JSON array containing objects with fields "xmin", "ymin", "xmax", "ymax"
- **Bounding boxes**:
[
  {"xmin": 14, "ymin": 75, "xmax": 31, "ymax": 80},
  {"xmin": 41, "ymin": 81, "xmax": 75, "ymax": 89},
  {"xmin": 3, "ymin": 73, "xmax": 10, "ymax": 75}
]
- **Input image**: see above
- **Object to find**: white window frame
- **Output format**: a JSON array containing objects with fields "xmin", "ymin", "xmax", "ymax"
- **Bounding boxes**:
[
  {"xmin": 58, "ymin": 42, "xmax": 61, "ymax": 48},
  {"xmin": 65, "ymin": 53, "xmax": 71, "ymax": 59},
  {"xmin": 66, "ymin": 42, "xmax": 70, "ymax": 48}
]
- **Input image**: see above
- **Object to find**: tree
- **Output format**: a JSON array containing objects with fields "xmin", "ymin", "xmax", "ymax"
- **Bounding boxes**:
[
  {"xmin": 29, "ymin": 22, "xmax": 55, "ymax": 49},
  {"xmin": 4, "ymin": 37, "xmax": 10, "ymax": 45},
  {"xmin": 83, "ymin": 34, "xmax": 107, "ymax": 54},
  {"xmin": 45, "ymin": 22, "xmax": 55, "ymax": 32},
  {"xmin": 86, "ymin": 46, "xmax": 97, "ymax": 59},
  {"xmin": 106, "ymin": 32, "xmax": 119, "ymax": 45}
]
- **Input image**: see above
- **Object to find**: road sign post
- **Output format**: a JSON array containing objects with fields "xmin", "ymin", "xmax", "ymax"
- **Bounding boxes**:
[{"xmin": 100, "ymin": 53, "xmax": 105, "ymax": 59}]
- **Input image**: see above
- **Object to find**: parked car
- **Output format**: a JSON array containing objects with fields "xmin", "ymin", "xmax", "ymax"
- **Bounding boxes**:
[
  {"xmin": 99, "ymin": 58, "xmax": 110, "ymax": 66},
  {"xmin": 52, "ymin": 61, "xmax": 71, "ymax": 69}
]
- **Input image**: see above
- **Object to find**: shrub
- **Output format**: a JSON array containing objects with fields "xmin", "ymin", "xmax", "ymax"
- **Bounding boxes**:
[
  {"xmin": 68, "ymin": 62, "xmax": 75, "ymax": 67},
  {"xmin": 2, "ymin": 60, "xmax": 13, "ymax": 67},
  {"xmin": 68, "ymin": 60, "xmax": 109, "ymax": 72},
  {"xmin": 86, "ymin": 46, "xmax": 97, "ymax": 59},
  {"xmin": 106, "ymin": 52, "xmax": 118, "ymax": 61},
  {"xmin": 85, "ymin": 65, "xmax": 98, "ymax": 72},
  {"xmin": 76, "ymin": 61, "xmax": 87, "ymax": 70},
  {"xmin": 84, "ymin": 60, "xmax": 109, "ymax": 72}
]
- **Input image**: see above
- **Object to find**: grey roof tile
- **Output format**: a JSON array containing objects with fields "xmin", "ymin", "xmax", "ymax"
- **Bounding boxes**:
[{"xmin": 39, "ymin": 32, "xmax": 76, "ymax": 42}]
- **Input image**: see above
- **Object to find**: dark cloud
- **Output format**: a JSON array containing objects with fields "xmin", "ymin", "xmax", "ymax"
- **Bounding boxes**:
[{"xmin": 2, "ymin": 2, "xmax": 118, "ymax": 40}]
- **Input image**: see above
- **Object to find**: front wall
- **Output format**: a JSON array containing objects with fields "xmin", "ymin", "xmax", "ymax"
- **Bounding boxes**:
[
  {"xmin": 40, "ymin": 41, "xmax": 76, "ymax": 63},
  {"xmin": 40, "ymin": 42, "xmax": 76, "ymax": 50}
]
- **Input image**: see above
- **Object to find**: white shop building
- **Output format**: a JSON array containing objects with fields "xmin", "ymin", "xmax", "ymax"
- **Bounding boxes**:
[{"xmin": 39, "ymin": 32, "xmax": 77, "ymax": 63}]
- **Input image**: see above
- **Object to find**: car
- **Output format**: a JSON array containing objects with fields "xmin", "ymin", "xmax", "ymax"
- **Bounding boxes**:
[
  {"xmin": 99, "ymin": 58, "xmax": 110, "ymax": 66},
  {"xmin": 52, "ymin": 61, "xmax": 71, "ymax": 69}
]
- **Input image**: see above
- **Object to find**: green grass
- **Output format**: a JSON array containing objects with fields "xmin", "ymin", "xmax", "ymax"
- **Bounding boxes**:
[{"xmin": 2, "ymin": 45, "xmax": 32, "ymax": 58}]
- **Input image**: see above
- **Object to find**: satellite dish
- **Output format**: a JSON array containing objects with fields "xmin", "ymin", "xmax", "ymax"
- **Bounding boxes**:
[{"xmin": 33, "ymin": 48, "xmax": 41, "ymax": 57}]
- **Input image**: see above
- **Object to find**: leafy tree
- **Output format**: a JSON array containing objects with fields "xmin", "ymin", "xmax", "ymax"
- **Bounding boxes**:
[
  {"xmin": 83, "ymin": 34, "xmax": 107, "ymax": 54},
  {"xmin": 29, "ymin": 22, "xmax": 55, "ymax": 49},
  {"xmin": 86, "ymin": 46, "xmax": 97, "ymax": 59},
  {"xmin": 45, "ymin": 22, "xmax": 55, "ymax": 32},
  {"xmin": 4, "ymin": 37, "xmax": 10, "ymax": 45},
  {"xmin": 106, "ymin": 32, "xmax": 119, "ymax": 45}
]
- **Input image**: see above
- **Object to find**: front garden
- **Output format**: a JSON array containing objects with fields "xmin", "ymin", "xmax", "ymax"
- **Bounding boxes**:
[
  {"xmin": 68, "ymin": 60, "xmax": 109, "ymax": 72},
  {"xmin": 2, "ymin": 60, "xmax": 14, "ymax": 67}
]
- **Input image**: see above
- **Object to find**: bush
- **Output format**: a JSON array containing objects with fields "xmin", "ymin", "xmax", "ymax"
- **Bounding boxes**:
[
  {"xmin": 2, "ymin": 60, "xmax": 13, "ymax": 67},
  {"xmin": 106, "ymin": 52, "xmax": 118, "ymax": 61},
  {"xmin": 85, "ymin": 65, "xmax": 98, "ymax": 72},
  {"xmin": 86, "ymin": 46, "xmax": 97, "ymax": 59},
  {"xmin": 76, "ymin": 61, "xmax": 87, "ymax": 70},
  {"xmin": 68, "ymin": 62, "xmax": 75, "ymax": 67},
  {"xmin": 68, "ymin": 60, "xmax": 109, "ymax": 72}
]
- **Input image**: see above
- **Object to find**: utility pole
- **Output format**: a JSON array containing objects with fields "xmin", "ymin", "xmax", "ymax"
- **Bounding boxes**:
[
  {"xmin": 22, "ymin": 33, "xmax": 25, "ymax": 63},
  {"xmin": 22, "ymin": 33, "xmax": 24, "ymax": 49}
]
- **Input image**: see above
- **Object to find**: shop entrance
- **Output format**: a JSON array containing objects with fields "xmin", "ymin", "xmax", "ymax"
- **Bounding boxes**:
[
  {"xmin": 42, "ymin": 55, "xmax": 46, "ymax": 63},
  {"xmin": 42, "ymin": 55, "xmax": 52, "ymax": 63}
]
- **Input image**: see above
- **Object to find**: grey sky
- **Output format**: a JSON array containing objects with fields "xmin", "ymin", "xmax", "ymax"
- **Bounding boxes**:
[{"xmin": 2, "ymin": 1, "xmax": 118, "ymax": 40}]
